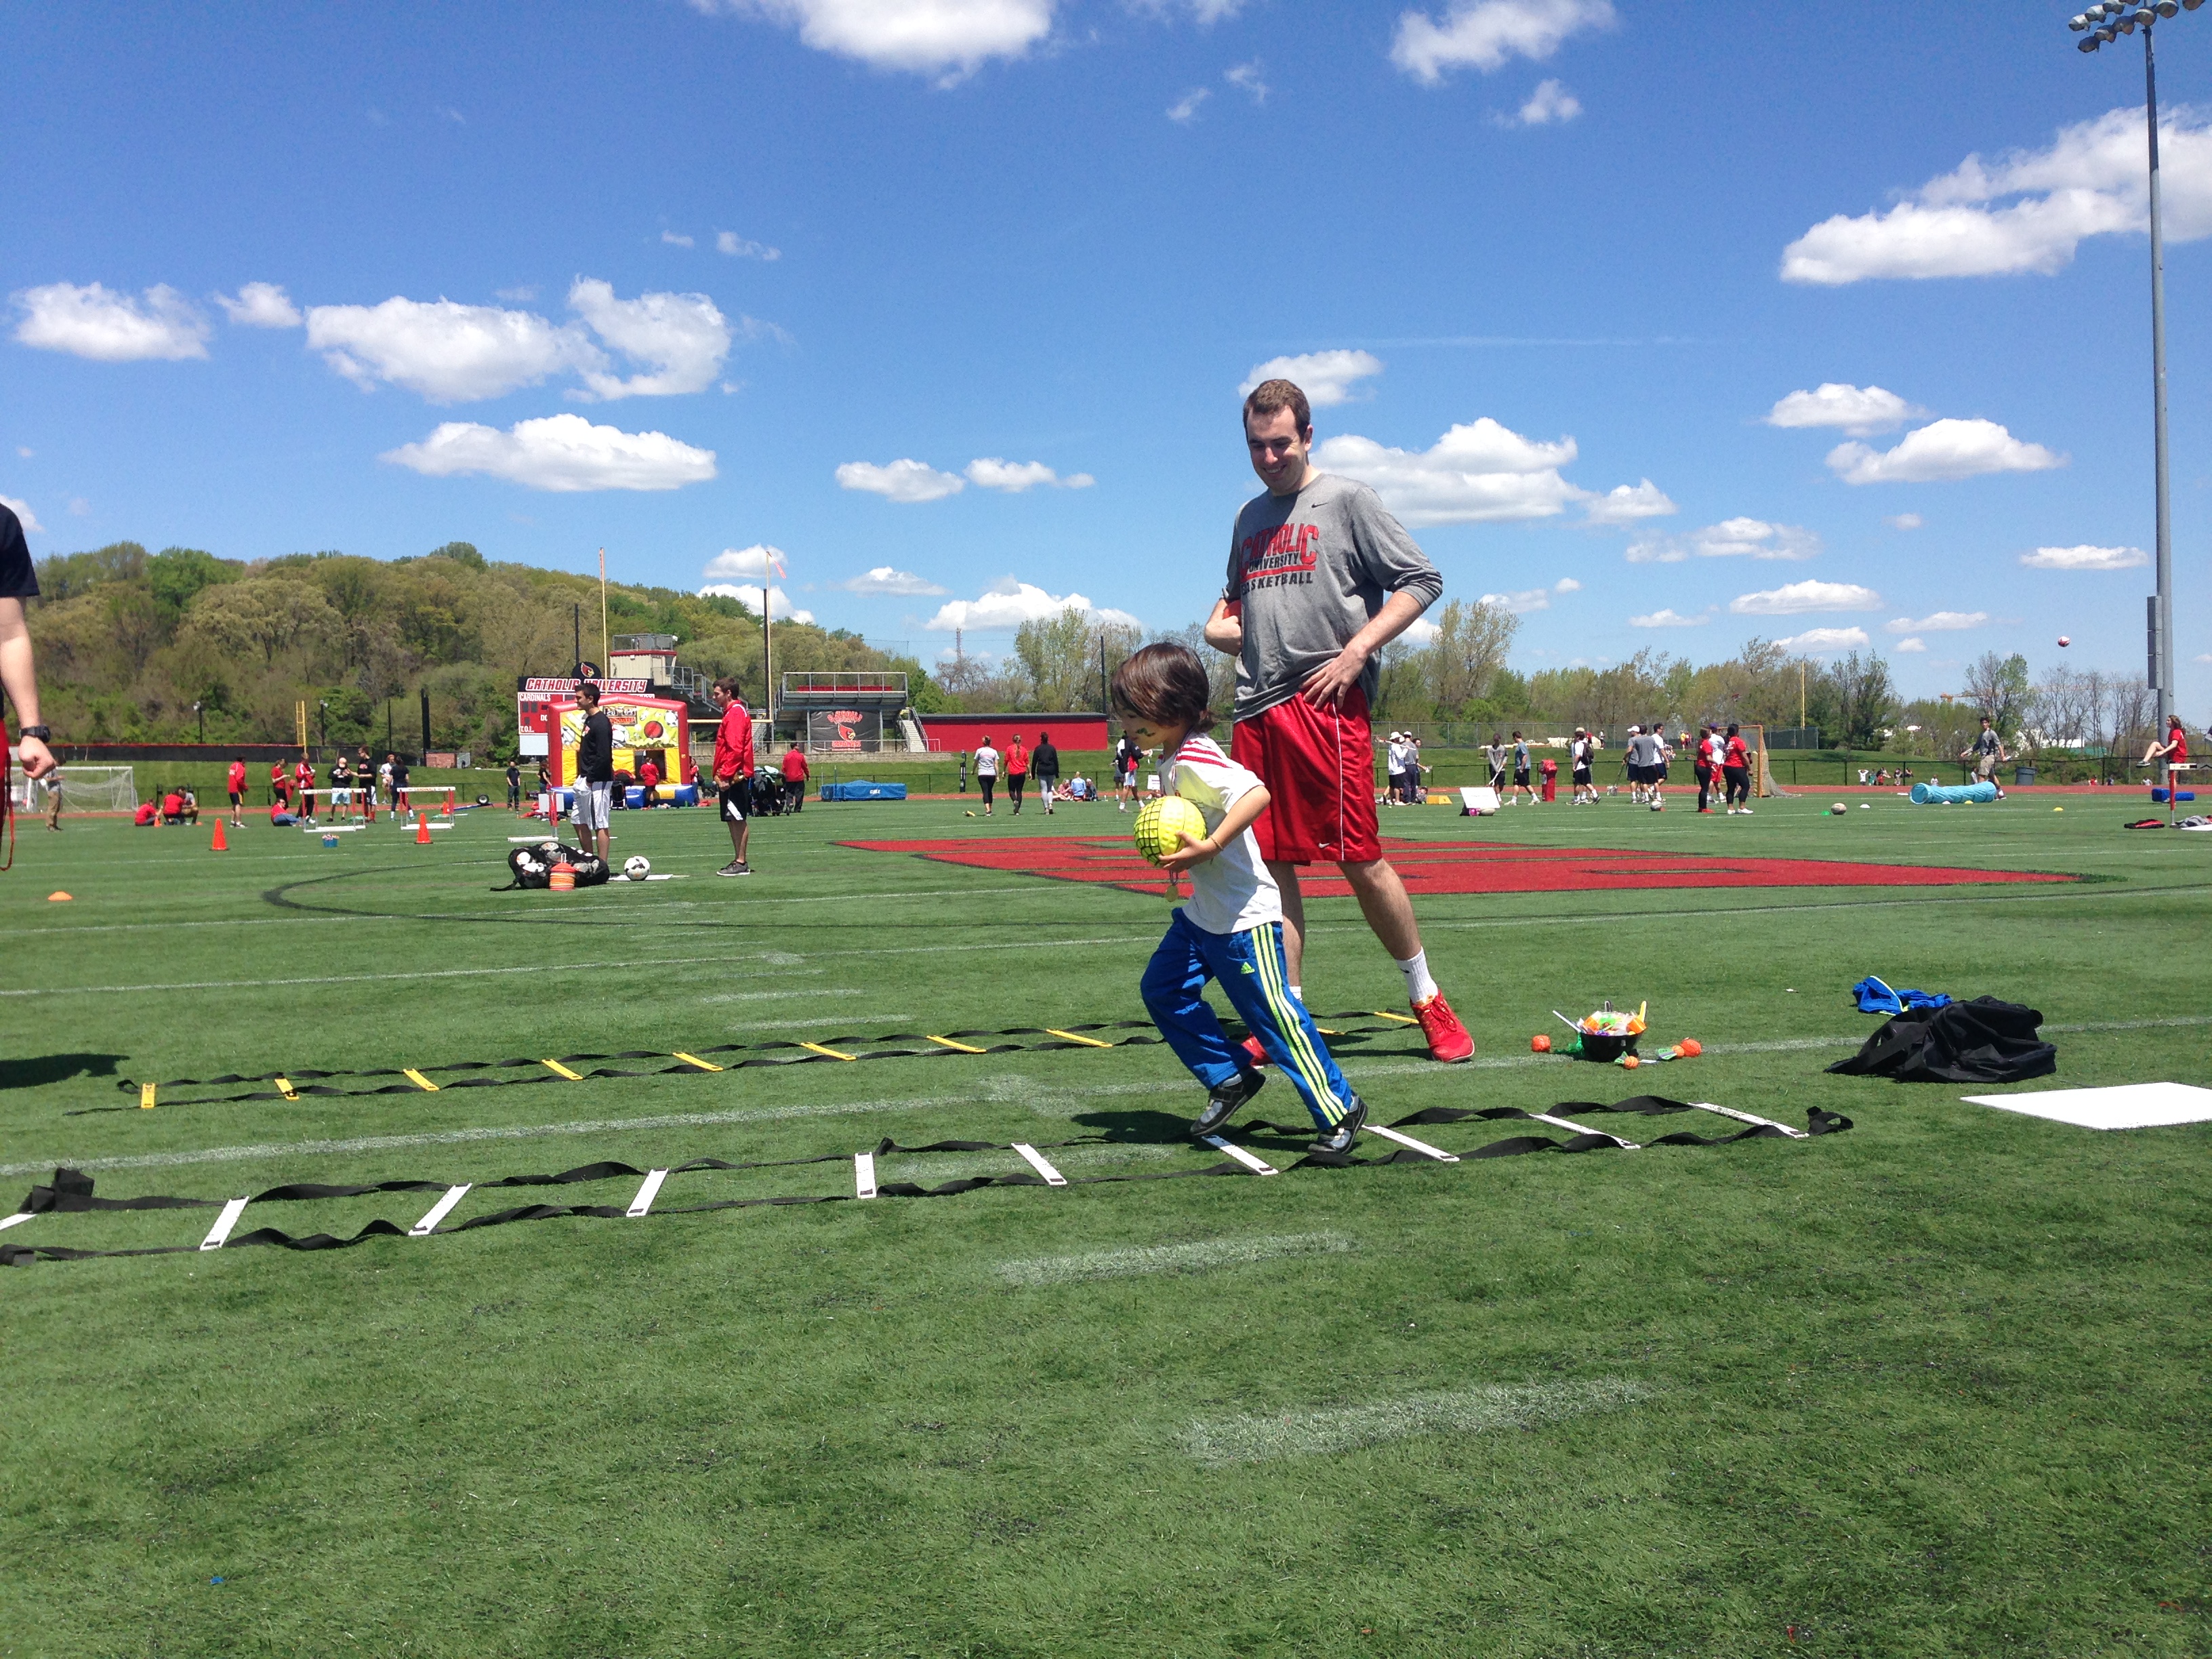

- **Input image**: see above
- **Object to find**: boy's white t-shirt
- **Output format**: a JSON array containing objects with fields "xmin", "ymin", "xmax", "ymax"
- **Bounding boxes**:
[
  {"xmin": 1163, "ymin": 734, "xmax": 1280, "ymax": 937},
  {"xmin": 974, "ymin": 745, "xmax": 1000, "ymax": 777}
]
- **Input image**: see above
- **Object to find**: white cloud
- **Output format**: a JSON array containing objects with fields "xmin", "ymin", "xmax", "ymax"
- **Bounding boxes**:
[
  {"xmin": 0, "ymin": 495, "xmax": 43, "ymax": 535},
  {"xmin": 1887, "ymin": 512, "xmax": 1924, "ymax": 531},
  {"xmin": 1481, "ymin": 586, "xmax": 1556, "ymax": 615},
  {"xmin": 1505, "ymin": 79, "xmax": 1580, "ymax": 127},
  {"xmin": 702, "ymin": 545, "xmax": 789, "ymax": 581},
  {"xmin": 1729, "ymin": 579, "xmax": 1883, "ymax": 616},
  {"xmin": 1555, "ymin": 577, "xmax": 1581, "ymax": 593},
  {"xmin": 1764, "ymin": 383, "xmax": 1923, "ymax": 437},
  {"xmin": 1827, "ymin": 417, "xmax": 2064, "ymax": 485},
  {"xmin": 1238, "ymin": 348, "xmax": 1385, "ymax": 409},
  {"xmin": 1312, "ymin": 417, "xmax": 1583, "ymax": 527},
  {"xmin": 1886, "ymin": 610, "xmax": 1986, "ymax": 632},
  {"xmin": 698, "ymin": 581, "xmax": 813, "ymax": 622},
  {"xmin": 1626, "ymin": 516, "xmax": 1820, "ymax": 563},
  {"xmin": 12, "ymin": 282, "xmax": 211, "ymax": 361},
  {"xmin": 216, "ymin": 282, "xmax": 303, "ymax": 329},
  {"xmin": 836, "ymin": 565, "xmax": 949, "ymax": 595},
  {"xmin": 1775, "ymin": 626, "xmax": 1872, "ymax": 654},
  {"xmin": 1629, "ymin": 608, "xmax": 1709, "ymax": 628},
  {"xmin": 567, "ymin": 279, "xmax": 731, "ymax": 398},
  {"xmin": 306, "ymin": 296, "xmax": 596, "ymax": 402},
  {"xmin": 1225, "ymin": 60, "xmax": 1267, "ymax": 102},
  {"xmin": 1583, "ymin": 478, "xmax": 1676, "ymax": 525},
  {"xmin": 964, "ymin": 457, "xmax": 1094, "ymax": 491},
  {"xmin": 1168, "ymin": 87, "xmax": 1211, "ymax": 123},
  {"xmin": 662, "ymin": 231, "xmax": 695, "ymax": 248},
  {"xmin": 1781, "ymin": 104, "xmax": 2212, "ymax": 285},
  {"xmin": 926, "ymin": 577, "xmax": 1139, "ymax": 632},
  {"xmin": 836, "ymin": 458, "xmax": 967, "ymax": 502},
  {"xmin": 1392, "ymin": 0, "xmax": 1615, "ymax": 85},
  {"xmin": 1896, "ymin": 637, "xmax": 1927, "ymax": 653},
  {"xmin": 697, "ymin": 0, "xmax": 1057, "ymax": 82},
  {"xmin": 1130, "ymin": 0, "xmax": 1246, "ymax": 20},
  {"xmin": 716, "ymin": 230, "xmax": 781, "ymax": 260},
  {"xmin": 1399, "ymin": 615, "xmax": 1440, "ymax": 645},
  {"xmin": 2020, "ymin": 543, "xmax": 2147, "ymax": 570},
  {"xmin": 381, "ymin": 413, "xmax": 717, "ymax": 492}
]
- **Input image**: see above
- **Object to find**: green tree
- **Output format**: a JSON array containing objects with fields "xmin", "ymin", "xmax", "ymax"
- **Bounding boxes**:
[
  {"xmin": 1961, "ymin": 650, "xmax": 2032, "ymax": 737},
  {"xmin": 146, "ymin": 546, "xmax": 241, "ymax": 622}
]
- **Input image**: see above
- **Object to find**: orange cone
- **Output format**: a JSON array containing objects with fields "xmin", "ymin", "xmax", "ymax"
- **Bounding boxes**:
[
  {"xmin": 211, "ymin": 819, "xmax": 228, "ymax": 852},
  {"xmin": 416, "ymin": 813, "xmax": 432, "ymax": 845}
]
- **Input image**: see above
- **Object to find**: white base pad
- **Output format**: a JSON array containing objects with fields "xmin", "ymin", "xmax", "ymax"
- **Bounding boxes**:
[{"xmin": 1961, "ymin": 1081, "xmax": 2212, "ymax": 1130}]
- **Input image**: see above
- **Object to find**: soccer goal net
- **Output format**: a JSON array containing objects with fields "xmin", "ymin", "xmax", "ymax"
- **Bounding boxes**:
[{"xmin": 8, "ymin": 764, "xmax": 139, "ymax": 812}]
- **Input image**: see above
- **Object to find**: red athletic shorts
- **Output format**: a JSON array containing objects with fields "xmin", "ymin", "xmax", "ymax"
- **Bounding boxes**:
[{"xmin": 1230, "ymin": 687, "xmax": 1382, "ymax": 866}]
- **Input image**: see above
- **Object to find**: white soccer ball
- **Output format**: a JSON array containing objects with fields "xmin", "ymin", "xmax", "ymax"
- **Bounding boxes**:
[
  {"xmin": 1831, "ymin": 802, "xmax": 1847, "ymax": 814},
  {"xmin": 1649, "ymin": 800, "xmax": 1662, "ymax": 812},
  {"xmin": 623, "ymin": 855, "xmax": 651, "ymax": 881}
]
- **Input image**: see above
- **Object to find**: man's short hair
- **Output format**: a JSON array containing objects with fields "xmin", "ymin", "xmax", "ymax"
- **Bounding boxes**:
[
  {"xmin": 577, "ymin": 682, "xmax": 600, "ymax": 705},
  {"xmin": 714, "ymin": 676, "xmax": 744, "ymax": 699},
  {"xmin": 1111, "ymin": 642, "xmax": 1216, "ymax": 732},
  {"xmin": 1242, "ymin": 377, "xmax": 1312, "ymax": 435}
]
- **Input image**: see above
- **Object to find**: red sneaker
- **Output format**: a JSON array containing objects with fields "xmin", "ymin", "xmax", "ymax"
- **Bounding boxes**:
[
  {"xmin": 1239, "ymin": 1035, "xmax": 1270, "ymax": 1069},
  {"xmin": 1411, "ymin": 991, "xmax": 1474, "ymax": 1063}
]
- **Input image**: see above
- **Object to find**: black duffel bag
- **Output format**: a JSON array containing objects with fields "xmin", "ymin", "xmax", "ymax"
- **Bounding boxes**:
[{"xmin": 1826, "ymin": 996, "xmax": 2056, "ymax": 1085}]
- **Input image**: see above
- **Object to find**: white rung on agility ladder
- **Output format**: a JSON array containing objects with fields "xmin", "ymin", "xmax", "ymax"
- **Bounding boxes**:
[{"xmin": 200, "ymin": 1197, "xmax": 251, "ymax": 1250}]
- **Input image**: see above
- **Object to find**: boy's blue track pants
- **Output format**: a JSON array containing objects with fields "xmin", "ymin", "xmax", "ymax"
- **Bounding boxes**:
[{"xmin": 1139, "ymin": 910, "xmax": 1355, "ymax": 1130}]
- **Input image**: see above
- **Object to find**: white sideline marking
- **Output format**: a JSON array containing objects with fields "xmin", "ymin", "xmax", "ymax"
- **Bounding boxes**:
[
  {"xmin": 1201, "ymin": 1136, "xmax": 1277, "ymax": 1176},
  {"xmin": 200, "ymin": 1197, "xmax": 250, "ymax": 1250},
  {"xmin": 996, "ymin": 1232, "xmax": 1352, "ymax": 1287},
  {"xmin": 1689, "ymin": 1102, "xmax": 1807, "ymax": 1139},
  {"xmin": 0, "ymin": 1212, "xmax": 35, "ymax": 1232},
  {"xmin": 1011, "ymin": 1143, "xmax": 1067, "ymax": 1185},
  {"xmin": 627, "ymin": 1168, "xmax": 671, "ymax": 1216},
  {"xmin": 304, "ymin": 824, "xmax": 364, "ymax": 833},
  {"xmin": 409, "ymin": 1185, "xmax": 471, "ymax": 1235},
  {"xmin": 854, "ymin": 1152, "xmax": 878, "ymax": 1199},
  {"xmin": 1529, "ymin": 1112, "xmax": 1639, "ymax": 1149},
  {"xmin": 1361, "ymin": 1123, "xmax": 1458, "ymax": 1162},
  {"xmin": 0, "ymin": 958, "xmax": 823, "ymax": 999}
]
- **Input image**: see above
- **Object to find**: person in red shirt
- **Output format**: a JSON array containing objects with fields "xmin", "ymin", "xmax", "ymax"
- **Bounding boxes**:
[
  {"xmin": 1723, "ymin": 723, "xmax": 1753, "ymax": 815},
  {"xmin": 2144, "ymin": 714, "xmax": 2190, "ymax": 787},
  {"xmin": 638, "ymin": 756, "xmax": 661, "ymax": 808},
  {"xmin": 226, "ymin": 756, "xmax": 248, "ymax": 825},
  {"xmin": 268, "ymin": 760, "xmax": 290, "ymax": 813},
  {"xmin": 710, "ymin": 676, "xmax": 754, "ymax": 876},
  {"xmin": 780, "ymin": 743, "xmax": 808, "ymax": 813},
  {"xmin": 1005, "ymin": 735, "xmax": 1029, "ymax": 815},
  {"xmin": 294, "ymin": 754, "xmax": 316, "ymax": 822},
  {"xmin": 134, "ymin": 799, "xmax": 157, "ymax": 827},
  {"xmin": 161, "ymin": 789, "xmax": 198, "ymax": 825}
]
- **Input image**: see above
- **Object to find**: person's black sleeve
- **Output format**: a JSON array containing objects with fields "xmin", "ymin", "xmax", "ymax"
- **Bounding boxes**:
[{"xmin": 0, "ymin": 504, "xmax": 38, "ymax": 600}]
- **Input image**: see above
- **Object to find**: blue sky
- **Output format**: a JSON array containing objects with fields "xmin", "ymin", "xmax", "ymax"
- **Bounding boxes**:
[{"xmin": 6, "ymin": 0, "xmax": 2208, "ymax": 707}]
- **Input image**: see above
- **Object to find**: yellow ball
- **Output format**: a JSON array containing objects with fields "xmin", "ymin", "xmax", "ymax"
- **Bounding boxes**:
[{"xmin": 1134, "ymin": 795, "xmax": 1208, "ymax": 865}]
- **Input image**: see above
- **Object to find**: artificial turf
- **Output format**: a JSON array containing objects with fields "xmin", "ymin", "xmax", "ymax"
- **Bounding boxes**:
[{"xmin": 1, "ymin": 790, "xmax": 2207, "ymax": 1658}]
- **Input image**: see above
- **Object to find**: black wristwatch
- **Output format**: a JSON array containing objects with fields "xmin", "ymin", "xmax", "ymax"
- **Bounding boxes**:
[{"xmin": 17, "ymin": 725, "xmax": 49, "ymax": 741}]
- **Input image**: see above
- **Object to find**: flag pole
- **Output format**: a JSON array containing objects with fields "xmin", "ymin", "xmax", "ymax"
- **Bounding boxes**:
[{"xmin": 598, "ymin": 547, "xmax": 609, "ymax": 671}]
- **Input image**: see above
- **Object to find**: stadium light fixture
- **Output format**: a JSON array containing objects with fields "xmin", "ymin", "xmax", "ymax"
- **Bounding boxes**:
[{"xmin": 2069, "ymin": 0, "xmax": 2193, "ymax": 756}]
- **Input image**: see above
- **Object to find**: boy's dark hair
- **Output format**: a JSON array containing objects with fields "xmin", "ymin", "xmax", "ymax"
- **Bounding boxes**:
[
  {"xmin": 714, "ymin": 676, "xmax": 743, "ymax": 699},
  {"xmin": 577, "ymin": 682, "xmax": 600, "ymax": 705},
  {"xmin": 1242, "ymin": 377, "xmax": 1312, "ymax": 436},
  {"xmin": 1111, "ymin": 642, "xmax": 1216, "ymax": 732}
]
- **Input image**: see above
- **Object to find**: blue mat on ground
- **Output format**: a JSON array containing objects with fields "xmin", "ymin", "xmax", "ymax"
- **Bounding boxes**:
[
  {"xmin": 1910, "ymin": 780, "xmax": 1998, "ymax": 804},
  {"xmin": 821, "ymin": 781, "xmax": 907, "ymax": 801}
]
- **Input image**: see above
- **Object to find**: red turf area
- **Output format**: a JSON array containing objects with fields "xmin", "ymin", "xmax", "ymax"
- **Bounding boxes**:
[{"xmin": 837, "ymin": 836, "xmax": 2080, "ymax": 897}]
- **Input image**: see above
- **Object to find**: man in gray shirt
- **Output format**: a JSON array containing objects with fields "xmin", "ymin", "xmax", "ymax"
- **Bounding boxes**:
[
  {"xmin": 1626, "ymin": 724, "xmax": 1666, "ymax": 811},
  {"xmin": 1203, "ymin": 377, "xmax": 1472, "ymax": 1065}
]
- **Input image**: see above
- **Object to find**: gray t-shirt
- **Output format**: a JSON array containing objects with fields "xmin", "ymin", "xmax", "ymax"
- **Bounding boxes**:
[
  {"xmin": 1627, "ymin": 732, "xmax": 1664, "ymax": 767},
  {"xmin": 1225, "ymin": 474, "xmax": 1443, "ymax": 722}
]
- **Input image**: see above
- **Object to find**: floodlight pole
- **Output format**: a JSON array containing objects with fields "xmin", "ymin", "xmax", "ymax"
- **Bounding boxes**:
[{"xmin": 2144, "ymin": 22, "xmax": 2175, "ymax": 750}]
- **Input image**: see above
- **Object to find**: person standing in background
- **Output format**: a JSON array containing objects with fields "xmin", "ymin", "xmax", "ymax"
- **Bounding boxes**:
[
  {"xmin": 226, "ymin": 755, "xmax": 249, "ymax": 826},
  {"xmin": 1115, "ymin": 730, "xmax": 1141, "ymax": 811},
  {"xmin": 1509, "ymin": 732, "xmax": 1532, "ymax": 806},
  {"xmin": 505, "ymin": 758, "xmax": 521, "ymax": 811},
  {"xmin": 1006, "ymin": 733, "xmax": 1029, "ymax": 815},
  {"xmin": 294, "ymin": 752, "xmax": 316, "ymax": 823},
  {"xmin": 1723, "ymin": 722, "xmax": 1753, "ymax": 815},
  {"xmin": 1033, "ymin": 730, "xmax": 1060, "ymax": 814},
  {"xmin": 974, "ymin": 735, "xmax": 1000, "ymax": 816},
  {"xmin": 781, "ymin": 741, "xmax": 808, "ymax": 813}
]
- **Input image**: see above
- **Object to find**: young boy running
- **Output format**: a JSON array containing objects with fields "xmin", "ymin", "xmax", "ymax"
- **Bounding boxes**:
[{"xmin": 1115, "ymin": 642, "xmax": 1368, "ymax": 1153}]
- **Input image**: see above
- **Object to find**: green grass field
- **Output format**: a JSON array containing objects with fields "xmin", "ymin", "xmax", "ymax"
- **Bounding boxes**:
[{"xmin": 3, "ymin": 790, "xmax": 2209, "ymax": 1658}]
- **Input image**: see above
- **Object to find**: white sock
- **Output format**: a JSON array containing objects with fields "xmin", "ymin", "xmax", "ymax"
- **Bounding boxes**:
[
  {"xmin": 1396, "ymin": 951, "xmax": 1439, "ymax": 1005},
  {"xmin": 1289, "ymin": 984, "xmax": 1303, "ymax": 1003}
]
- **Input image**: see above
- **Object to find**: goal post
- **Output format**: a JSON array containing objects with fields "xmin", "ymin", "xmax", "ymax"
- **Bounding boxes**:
[
  {"xmin": 9, "ymin": 764, "xmax": 139, "ymax": 812},
  {"xmin": 1748, "ymin": 724, "xmax": 1790, "ymax": 798}
]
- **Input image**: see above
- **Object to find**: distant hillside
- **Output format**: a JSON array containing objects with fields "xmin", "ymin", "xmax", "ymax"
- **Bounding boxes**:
[{"xmin": 26, "ymin": 540, "xmax": 933, "ymax": 756}]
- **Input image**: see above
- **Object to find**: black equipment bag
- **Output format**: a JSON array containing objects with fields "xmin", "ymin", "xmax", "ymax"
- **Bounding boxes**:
[
  {"xmin": 495, "ymin": 842, "xmax": 612, "ymax": 891},
  {"xmin": 1826, "ymin": 996, "xmax": 2057, "ymax": 1085}
]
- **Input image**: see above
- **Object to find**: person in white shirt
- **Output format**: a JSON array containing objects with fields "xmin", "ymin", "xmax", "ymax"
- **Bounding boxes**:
[
  {"xmin": 973, "ymin": 737, "xmax": 1001, "ymax": 817},
  {"xmin": 1113, "ymin": 642, "xmax": 1367, "ymax": 1153}
]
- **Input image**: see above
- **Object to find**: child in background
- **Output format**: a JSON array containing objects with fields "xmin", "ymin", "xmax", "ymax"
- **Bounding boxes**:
[{"xmin": 1111, "ymin": 642, "xmax": 1369, "ymax": 1153}]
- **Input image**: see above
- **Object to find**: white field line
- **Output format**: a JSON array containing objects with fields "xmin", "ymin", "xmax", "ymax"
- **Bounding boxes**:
[
  {"xmin": 996, "ymin": 1232, "xmax": 1353, "ymax": 1288},
  {"xmin": 1183, "ymin": 1377, "xmax": 1654, "ymax": 1466},
  {"xmin": 700, "ymin": 987, "xmax": 861, "ymax": 1004},
  {"xmin": 0, "ymin": 961, "xmax": 827, "ymax": 999},
  {"xmin": 882, "ymin": 1143, "xmax": 1182, "ymax": 1183},
  {"xmin": 721, "ymin": 1014, "xmax": 914, "ymax": 1033},
  {"xmin": 12, "ymin": 1016, "xmax": 2207, "ymax": 1184}
]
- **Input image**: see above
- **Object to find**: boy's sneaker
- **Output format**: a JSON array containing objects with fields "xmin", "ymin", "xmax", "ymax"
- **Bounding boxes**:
[
  {"xmin": 1411, "ymin": 991, "xmax": 1475, "ymax": 1063},
  {"xmin": 1192, "ymin": 1068, "xmax": 1265, "ymax": 1137},
  {"xmin": 716, "ymin": 861, "xmax": 752, "ymax": 877},
  {"xmin": 1313, "ymin": 1094, "xmax": 1368, "ymax": 1155}
]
